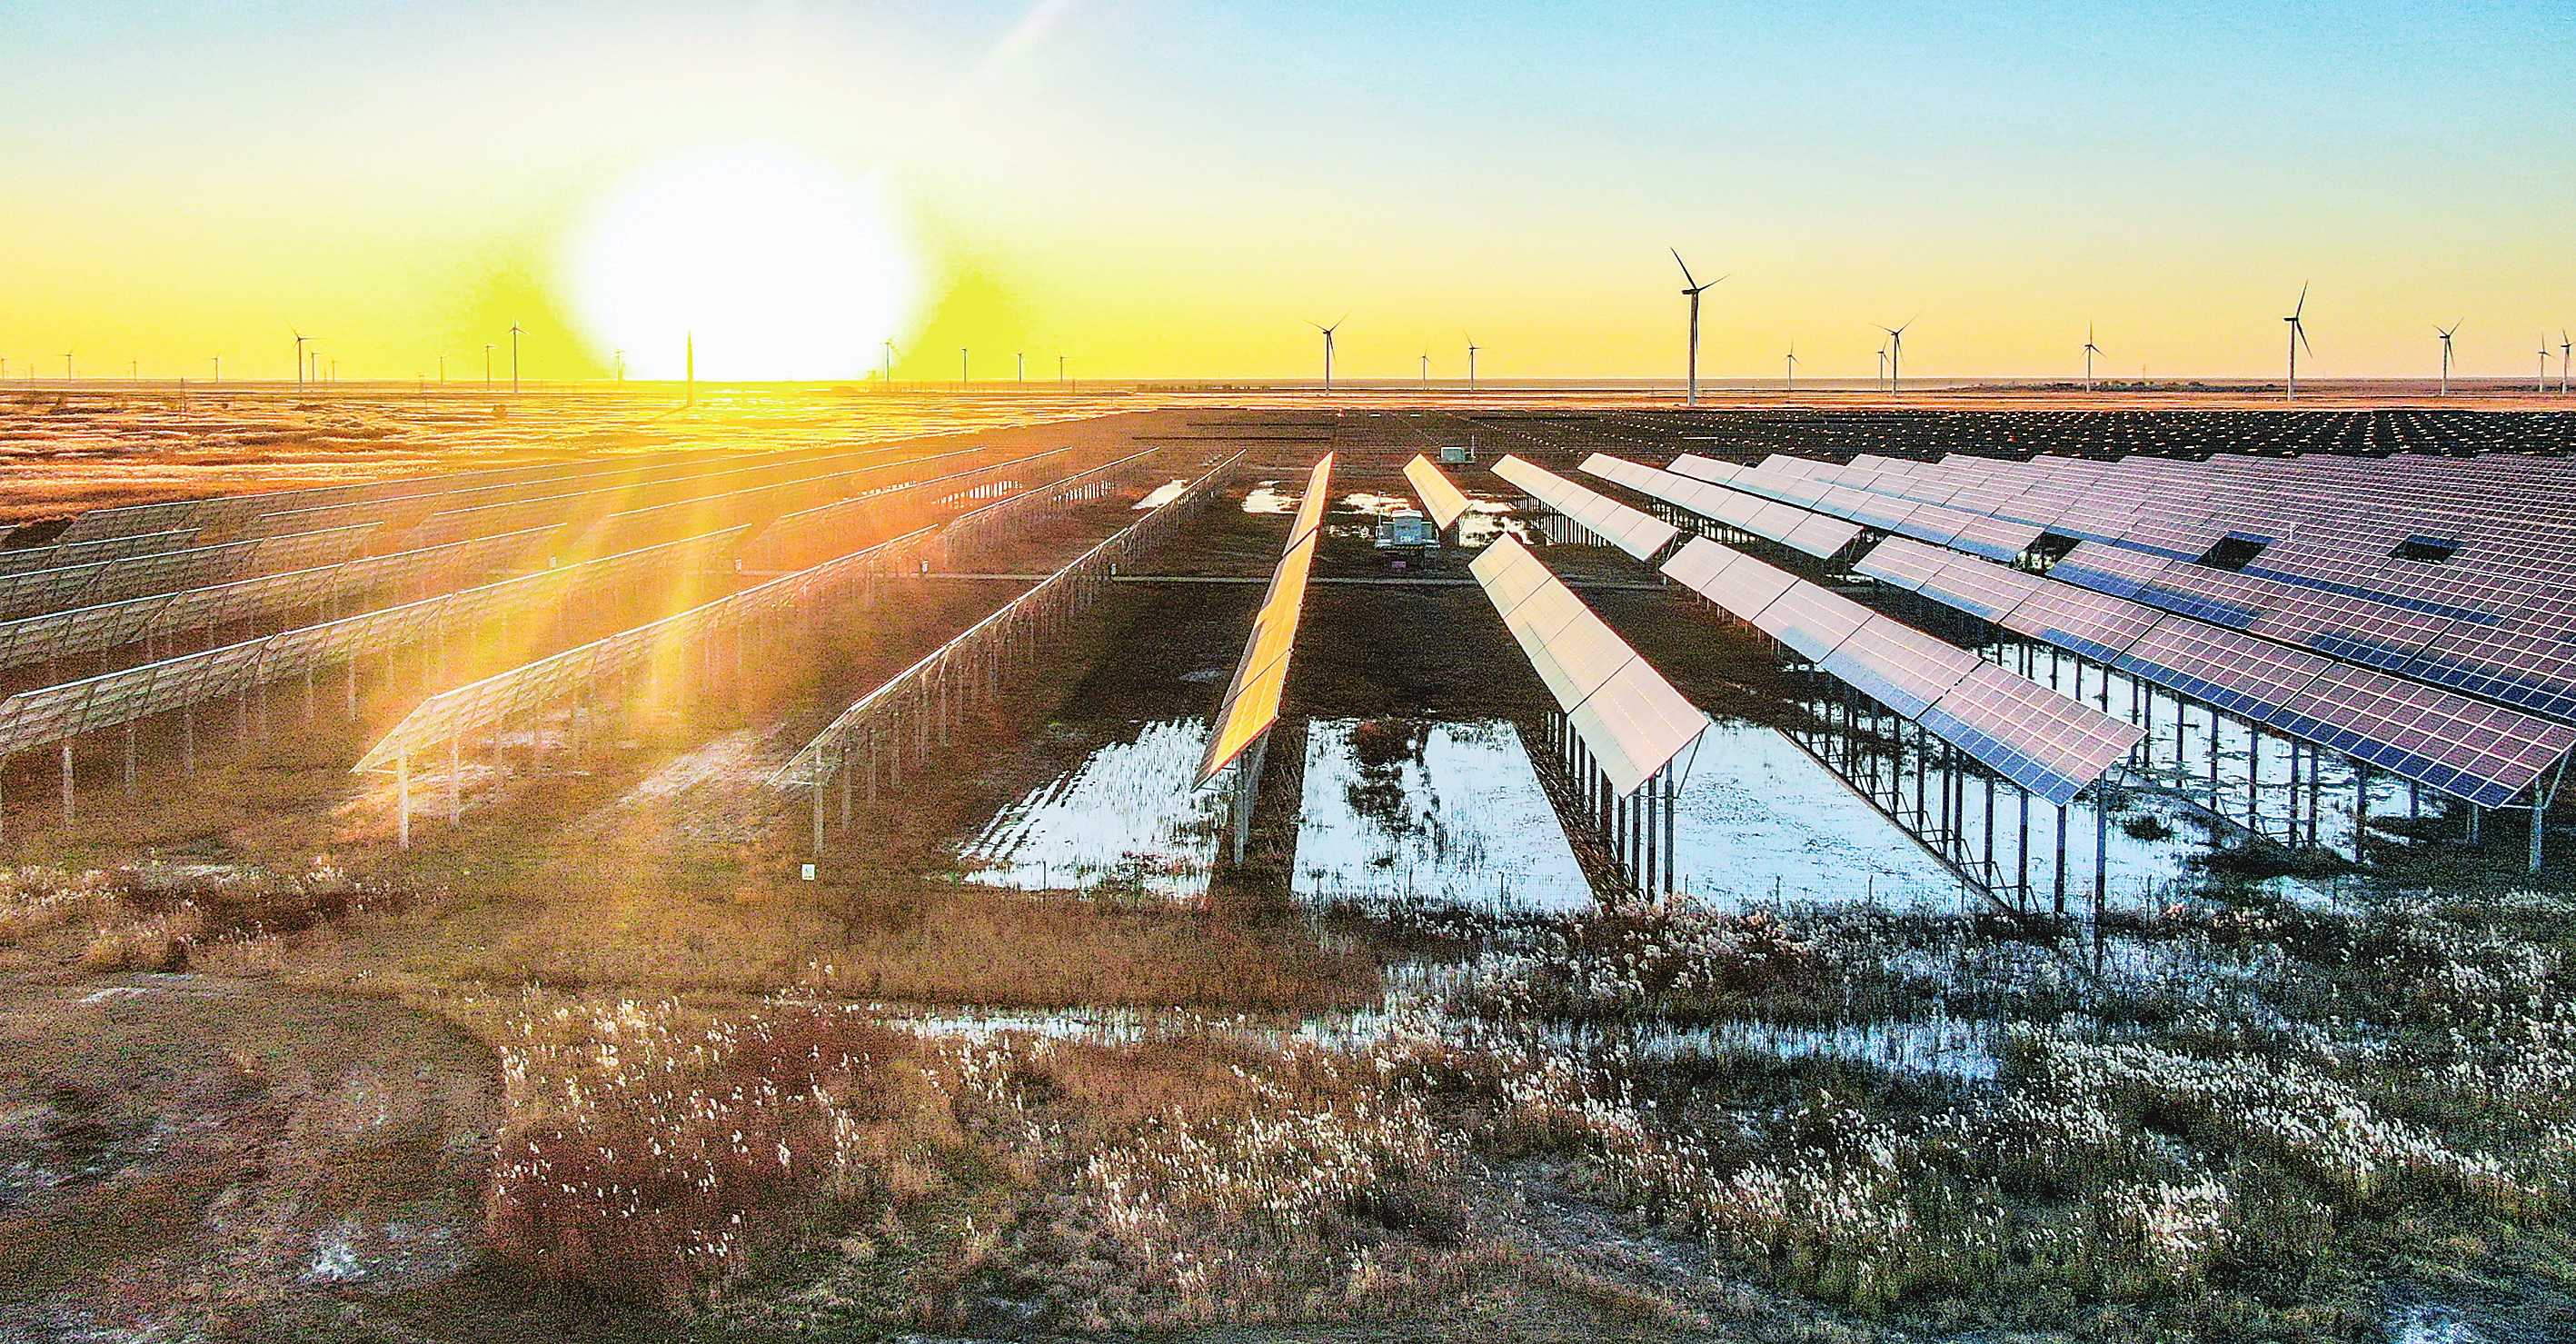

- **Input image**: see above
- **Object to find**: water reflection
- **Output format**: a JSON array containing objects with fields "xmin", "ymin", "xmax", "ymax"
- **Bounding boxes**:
[
  {"xmin": 957, "ymin": 718, "xmax": 1222, "ymax": 897},
  {"xmin": 1294, "ymin": 718, "xmax": 1592, "ymax": 911}
]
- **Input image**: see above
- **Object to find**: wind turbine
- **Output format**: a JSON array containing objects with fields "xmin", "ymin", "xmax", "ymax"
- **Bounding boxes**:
[
  {"xmin": 1879, "ymin": 320, "xmax": 1914, "ymax": 393},
  {"xmin": 1875, "ymin": 343, "xmax": 1888, "ymax": 393},
  {"xmin": 613, "ymin": 350, "xmax": 626, "ymax": 383},
  {"xmin": 2541, "ymin": 337, "xmax": 2554, "ymax": 395},
  {"xmin": 1017, "ymin": 351, "xmax": 1025, "ymax": 384},
  {"xmin": 2084, "ymin": 324, "xmax": 2103, "ymax": 393},
  {"xmin": 960, "ymin": 347, "xmax": 970, "ymax": 386},
  {"xmin": 2283, "ymin": 284, "xmax": 2312, "ymax": 402},
  {"xmin": 210, "ymin": 354, "xmax": 220, "ymax": 383},
  {"xmin": 1785, "ymin": 340, "xmax": 1798, "ymax": 391},
  {"xmin": 2436, "ymin": 322, "xmax": 2460, "ymax": 398},
  {"xmin": 483, "ymin": 343, "xmax": 494, "ymax": 387},
  {"xmin": 1672, "ymin": 249, "xmax": 1726, "ymax": 407},
  {"xmin": 63, "ymin": 351, "xmax": 74, "ymax": 382},
  {"xmin": 883, "ymin": 340, "xmax": 895, "ymax": 384},
  {"xmin": 1465, "ymin": 334, "xmax": 1478, "ymax": 393},
  {"xmin": 2561, "ymin": 332, "xmax": 2571, "ymax": 395},
  {"xmin": 1309, "ymin": 316, "xmax": 1346, "ymax": 392},
  {"xmin": 1059, "ymin": 353, "xmax": 1068, "ymax": 387},
  {"xmin": 1420, "ymin": 352, "xmax": 1429, "ymax": 389},
  {"xmin": 508, "ymin": 321, "xmax": 524, "ymax": 393},
  {"xmin": 293, "ymin": 330, "xmax": 313, "ymax": 386}
]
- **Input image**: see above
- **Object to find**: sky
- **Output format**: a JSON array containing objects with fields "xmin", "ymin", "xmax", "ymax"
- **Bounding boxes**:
[{"xmin": 2, "ymin": 1, "xmax": 2571, "ymax": 383}]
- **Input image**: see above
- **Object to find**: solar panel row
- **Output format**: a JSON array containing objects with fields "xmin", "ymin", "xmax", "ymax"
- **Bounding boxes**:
[
  {"xmin": 1403, "ymin": 454, "xmax": 1473, "ymax": 530},
  {"xmin": 737, "ymin": 446, "xmax": 1130, "ymax": 572},
  {"xmin": 1492, "ymin": 456, "xmax": 1679, "ymax": 562},
  {"xmin": 354, "ymin": 525, "xmax": 945, "ymax": 774},
  {"xmin": 1665, "ymin": 536, "xmax": 2141, "ymax": 805},
  {"xmin": 0, "ymin": 528, "xmax": 745, "ymax": 762},
  {"xmin": 0, "ymin": 524, "xmax": 380, "ymax": 623},
  {"xmin": 0, "ymin": 529, "xmax": 204, "ymax": 578},
  {"xmin": 1197, "ymin": 454, "xmax": 1334, "ymax": 784},
  {"xmin": 1469, "ymin": 534, "xmax": 1706, "ymax": 796},
  {"xmin": 770, "ymin": 452, "xmax": 1247, "ymax": 791},
  {"xmin": 1578, "ymin": 453, "xmax": 1862, "ymax": 559},
  {"xmin": 1860, "ymin": 533, "xmax": 2576, "ymax": 808},
  {"xmin": 1667, "ymin": 453, "xmax": 2044, "ymax": 561},
  {"xmin": 0, "ymin": 526, "xmax": 553, "ymax": 674}
]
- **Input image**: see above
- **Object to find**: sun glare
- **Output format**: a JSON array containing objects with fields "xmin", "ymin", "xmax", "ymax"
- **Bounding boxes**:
[{"xmin": 567, "ymin": 146, "xmax": 920, "ymax": 381}]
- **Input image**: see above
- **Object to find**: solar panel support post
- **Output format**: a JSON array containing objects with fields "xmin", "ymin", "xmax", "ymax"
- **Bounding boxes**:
[
  {"xmin": 122, "ymin": 723, "xmax": 134, "ymax": 798},
  {"xmin": 2354, "ymin": 762, "xmax": 2371, "ymax": 862},
  {"xmin": 2466, "ymin": 803, "xmax": 2481, "ymax": 844},
  {"xmin": 2016, "ymin": 790, "xmax": 2032, "ymax": 911},
  {"xmin": 394, "ymin": 753, "xmax": 410, "ymax": 850},
  {"xmin": 2531, "ymin": 796, "xmax": 2547, "ymax": 875},
  {"xmin": 58, "ymin": 742, "xmax": 72, "ymax": 824},
  {"xmin": 447, "ymin": 737, "xmax": 460, "ymax": 825}
]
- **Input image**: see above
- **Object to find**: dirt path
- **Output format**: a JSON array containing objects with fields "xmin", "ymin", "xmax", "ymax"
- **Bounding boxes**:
[{"xmin": 0, "ymin": 974, "xmax": 502, "ymax": 1339}]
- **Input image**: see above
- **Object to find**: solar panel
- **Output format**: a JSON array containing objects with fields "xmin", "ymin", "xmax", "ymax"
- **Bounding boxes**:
[
  {"xmin": 1659, "ymin": 537, "xmax": 1795, "ymax": 621},
  {"xmin": 1494, "ymin": 456, "xmax": 1678, "ymax": 561},
  {"xmin": 1287, "ymin": 453, "xmax": 1336, "ymax": 552},
  {"xmin": 0, "ymin": 529, "xmax": 204, "ymax": 577},
  {"xmin": 1404, "ymin": 455, "xmax": 1473, "ymax": 530},
  {"xmin": 2000, "ymin": 585, "xmax": 2158, "ymax": 664},
  {"xmin": 1915, "ymin": 663, "xmax": 2143, "ymax": 807},
  {"xmin": 1469, "ymin": 535, "xmax": 1705, "ymax": 795},
  {"xmin": 1580, "ymin": 453, "xmax": 1861, "ymax": 558},
  {"xmin": 1819, "ymin": 618, "xmax": 1983, "ymax": 719},
  {"xmin": 1198, "ymin": 531, "xmax": 1320, "ymax": 782},
  {"xmin": 1666, "ymin": 537, "xmax": 2142, "ymax": 803},
  {"xmin": 2266, "ymin": 662, "xmax": 2576, "ymax": 810}
]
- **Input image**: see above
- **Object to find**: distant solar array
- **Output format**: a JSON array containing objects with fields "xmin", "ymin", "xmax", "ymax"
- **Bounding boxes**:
[{"xmin": 1767, "ymin": 450, "xmax": 2576, "ymax": 722}]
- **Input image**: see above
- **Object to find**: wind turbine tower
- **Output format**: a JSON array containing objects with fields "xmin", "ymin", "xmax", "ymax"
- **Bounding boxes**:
[
  {"xmin": 1785, "ymin": 340, "xmax": 1797, "ymax": 391},
  {"xmin": 508, "ymin": 322, "xmax": 525, "ymax": 393},
  {"xmin": 1880, "ymin": 321, "xmax": 1914, "ymax": 394},
  {"xmin": 483, "ymin": 343, "xmax": 494, "ymax": 388},
  {"xmin": 2084, "ymin": 324, "xmax": 2103, "ymax": 393},
  {"xmin": 2561, "ymin": 332, "xmax": 2571, "ymax": 395},
  {"xmin": 1466, "ymin": 334, "xmax": 1478, "ymax": 393},
  {"xmin": 2283, "ymin": 284, "xmax": 2312, "ymax": 402},
  {"xmin": 293, "ymin": 331, "xmax": 312, "ymax": 386},
  {"xmin": 2437, "ymin": 323, "xmax": 2460, "ymax": 398},
  {"xmin": 2542, "ymin": 338, "xmax": 2554, "ymax": 394},
  {"xmin": 1310, "ymin": 317, "xmax": 1345, "ymax": 392},
  {"xmin": 1671, "ymin": 250, "xmax": 1725, "ymax": 407}
]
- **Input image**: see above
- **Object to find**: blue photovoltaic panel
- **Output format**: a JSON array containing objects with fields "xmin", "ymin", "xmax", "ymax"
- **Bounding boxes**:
[
  {"xmin": 2050, "ymin": 541, "xmax": 2174, "ymax": 602},
  {"xmin": 2110, "ymin": 618, "xmax": 2334, "ymax": 723},
  {"xmin": 2000, "ymin": 585, "xmax": 2158, "ymax": 665},
  {"xmin": 2264, "ymin": 662, "xmax": 2576, "ymax": 810},
  {"xmin": 1915, "ymin": 662, "xmax": 2143, "ymax": 807}
]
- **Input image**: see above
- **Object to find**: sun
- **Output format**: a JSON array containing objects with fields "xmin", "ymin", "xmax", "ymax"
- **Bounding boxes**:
[{"xmin": 566, "ymin": 146, "xmax": 921, "ymax": 381}]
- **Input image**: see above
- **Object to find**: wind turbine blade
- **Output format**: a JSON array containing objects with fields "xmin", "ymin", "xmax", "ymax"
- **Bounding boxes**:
[
  {"xmin": 1671, "ymin": 249, "xmax": 1696, "ymax": 290},
  {"xmin": 2293, "ymin": 282, "xmax": 2308, "ymax": 320}
]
